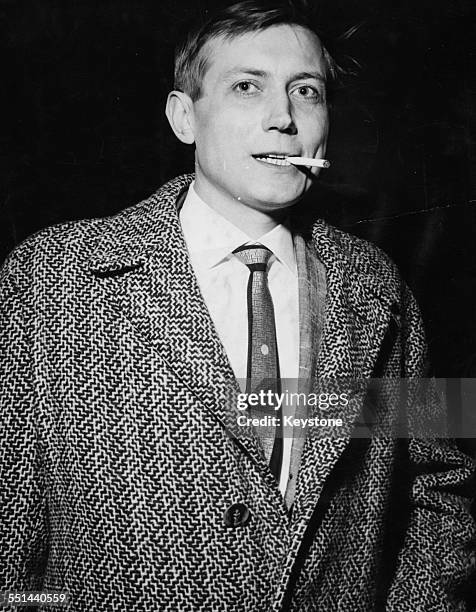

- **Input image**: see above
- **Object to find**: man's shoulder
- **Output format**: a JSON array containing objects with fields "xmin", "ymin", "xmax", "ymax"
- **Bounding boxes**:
[{"xmin": 1, "ymin": 174, "xmax": 193, "ymax": 282}]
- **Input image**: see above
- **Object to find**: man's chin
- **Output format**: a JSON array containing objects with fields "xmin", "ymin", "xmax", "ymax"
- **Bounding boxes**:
[{"xmin": 247, "ymin": 186, "xmax": 304, "ymax": 212}]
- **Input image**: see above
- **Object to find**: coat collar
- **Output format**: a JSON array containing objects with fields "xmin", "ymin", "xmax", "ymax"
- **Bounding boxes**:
[{"xmin": 88, "ymin": 174, "xmax": 193, "ymax": 273}]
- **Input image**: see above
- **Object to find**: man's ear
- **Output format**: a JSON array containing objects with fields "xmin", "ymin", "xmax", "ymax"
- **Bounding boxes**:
[{"xmin": 165, "ymin": 91, "xmax": 196, "ymax": 144}]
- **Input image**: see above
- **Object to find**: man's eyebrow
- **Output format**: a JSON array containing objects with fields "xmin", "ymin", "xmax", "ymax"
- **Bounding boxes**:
[
  {"xmin": 222, "ymin": 68, "xmax": 326, "ymax": 82},
  {"xmin": 292, "ymin": 71, "xmax": 326, "ymax": 83},
  {"xmin": 222, "ymin": 68, "xmax": 268, "ymax": 79}
]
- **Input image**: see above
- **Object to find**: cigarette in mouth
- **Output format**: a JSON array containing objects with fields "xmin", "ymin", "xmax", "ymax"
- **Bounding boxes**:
[{"xmin": 286, "ymin": 156, "xmax": 331, "ymax": 168}]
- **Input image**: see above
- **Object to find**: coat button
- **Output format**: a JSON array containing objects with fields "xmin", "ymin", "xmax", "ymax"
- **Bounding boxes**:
[{"xmin": 223, "ymin": 503, "xmax": 251, "ymax": 528}]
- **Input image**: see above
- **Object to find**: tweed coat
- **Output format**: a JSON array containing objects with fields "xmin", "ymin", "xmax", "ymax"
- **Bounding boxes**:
[{"xmin": 1, "ymin": 174, "xmax": 475, "ymax": 611}]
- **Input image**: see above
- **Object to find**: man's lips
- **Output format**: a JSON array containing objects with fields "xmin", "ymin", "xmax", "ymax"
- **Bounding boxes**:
[{"xmin": 252, "ymin": 153, "xmax": 300, "ymax": 167}]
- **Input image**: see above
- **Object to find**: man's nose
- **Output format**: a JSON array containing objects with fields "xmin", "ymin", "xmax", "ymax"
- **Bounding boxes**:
[{"xmin": 261, "ymin": 93, "xmax": 297, "ymax": 135}]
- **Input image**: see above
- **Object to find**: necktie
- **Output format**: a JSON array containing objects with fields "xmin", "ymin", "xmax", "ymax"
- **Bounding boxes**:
[{"xmin": 233, "ymin": 245, "xmax": 283, "ymax": 482}]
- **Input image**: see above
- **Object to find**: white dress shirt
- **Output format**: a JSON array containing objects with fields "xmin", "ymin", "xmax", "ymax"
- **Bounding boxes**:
[{"xmin": 180, "ymin": 182, "xmax": 299, "ymax": 496}]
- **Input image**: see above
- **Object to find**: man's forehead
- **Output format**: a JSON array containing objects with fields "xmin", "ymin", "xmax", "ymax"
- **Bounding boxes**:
[{"xmin": 201, "ymin": 24, "xmax": 325, "ymax": 79}]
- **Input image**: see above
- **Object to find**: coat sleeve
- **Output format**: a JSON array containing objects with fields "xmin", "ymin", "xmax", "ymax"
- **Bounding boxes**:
[
  {"xmin": 386, "ymin": 283, "xmax": 476, "ymax": 611},
  {"xmin": 0, "ymin": 247, "xmax": 49, "ymax": 592}
]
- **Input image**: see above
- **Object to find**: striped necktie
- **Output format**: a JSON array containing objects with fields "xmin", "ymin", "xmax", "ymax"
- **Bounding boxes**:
[{"xmin": 233, "ymin": 244, "xmax": 283, "ymax": 482}]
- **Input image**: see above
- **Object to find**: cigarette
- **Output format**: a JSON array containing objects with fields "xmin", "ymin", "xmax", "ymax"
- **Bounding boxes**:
[{"xmin": 286, "ymin": 156, "xmax": 331, "ymax": 168}]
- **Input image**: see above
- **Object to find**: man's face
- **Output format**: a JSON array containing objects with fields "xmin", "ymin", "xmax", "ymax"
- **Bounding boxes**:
[{"xmin": 189, "ymin": 24, "xmax": 330, "ymax": 214}]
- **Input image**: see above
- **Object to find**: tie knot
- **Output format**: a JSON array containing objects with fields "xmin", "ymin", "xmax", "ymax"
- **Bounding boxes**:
[{"xmin": 233, "ymin": 245, "xmax": 272, "ymax": 272}]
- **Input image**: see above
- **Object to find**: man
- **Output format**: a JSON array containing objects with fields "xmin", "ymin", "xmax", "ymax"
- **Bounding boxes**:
[{"xmin": 0, "ymin": 2, "xmax": 474, "ymax": 611}]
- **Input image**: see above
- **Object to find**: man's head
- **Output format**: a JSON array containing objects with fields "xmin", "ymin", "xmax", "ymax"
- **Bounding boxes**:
[{"xmin": 166, "ymin": 1, "xmax": 335, "ymax": 219}]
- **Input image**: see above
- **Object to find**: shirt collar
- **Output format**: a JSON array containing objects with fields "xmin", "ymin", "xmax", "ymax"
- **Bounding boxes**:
[{"xmin": 179, "ymin": 182, "xmax": 297, "ymax": 275}]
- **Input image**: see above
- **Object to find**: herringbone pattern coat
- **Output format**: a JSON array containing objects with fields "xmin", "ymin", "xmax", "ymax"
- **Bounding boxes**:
[{"xmin": 1, "ymin": 174, "xmax": 475, "ymax": 611}]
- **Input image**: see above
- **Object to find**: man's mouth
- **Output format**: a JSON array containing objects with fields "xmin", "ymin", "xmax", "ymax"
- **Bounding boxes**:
[{"xmin": 252, "ymin": 153, "xmax": 297, "ymax": 167}]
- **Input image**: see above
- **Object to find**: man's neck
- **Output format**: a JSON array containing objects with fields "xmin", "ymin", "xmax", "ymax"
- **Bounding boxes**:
[{"xmin": 194, "ymin": 176, "xmax": 286, "ymax": 240}]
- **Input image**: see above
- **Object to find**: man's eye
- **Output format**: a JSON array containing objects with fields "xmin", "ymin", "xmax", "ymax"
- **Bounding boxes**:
[
  {"xmin": 292, "ymin": 85, "xmax": 322, "ymax": 101},
  {"xmin": 234, "ymin": 81, "xmax": 258, "ymax": 94}
]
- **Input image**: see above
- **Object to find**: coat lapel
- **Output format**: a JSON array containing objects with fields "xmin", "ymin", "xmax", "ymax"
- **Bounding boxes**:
[
  {"xmin": 291, "ymin": 219, "xmax": 401, "ymax": 525},
  {"xmin": 88, "ymin": 174, "xmax": 272, "ymax": 477}
]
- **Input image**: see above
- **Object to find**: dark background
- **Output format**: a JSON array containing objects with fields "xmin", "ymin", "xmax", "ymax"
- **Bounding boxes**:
[{"xmin": 0, "ymin": 0, "xmax": 475, "ymax": 378}]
